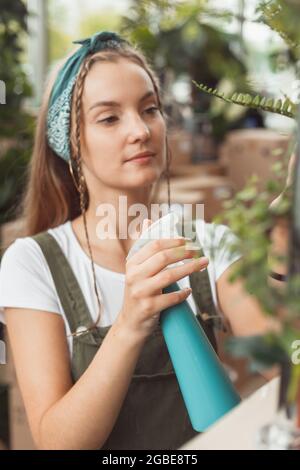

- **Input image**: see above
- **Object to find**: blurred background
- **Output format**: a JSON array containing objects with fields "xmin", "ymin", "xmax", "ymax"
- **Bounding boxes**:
[{"xmin": 0, "ymin": 0, "xmax": 298, "ymax": 449}]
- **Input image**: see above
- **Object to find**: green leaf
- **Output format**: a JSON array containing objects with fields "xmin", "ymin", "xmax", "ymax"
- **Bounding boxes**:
[
  {"xmin": 275, "ymin": 99, "xmax": 282, "ymax": 112},
  {"xmin": 244, "ymin": 94, "xmax": 252, "ymax": 105},
  {"xmin": 237, "ymin": 185, "xmax": 258, "ymax": 202},
  {"xmin": 253, "ymin": 95, "xmax": 260, "ymax": 106},
  {"xmin": 236, "ymin": 93, "xmax": 245, "ymax": 104},
  {"xmin": 282, "ymin": 99, "xmax": 290, "ymax": 112},
  {"xmin": 266, "ymin": 98, "xmax": 274, "ymax": 109},
  {"xmin": 260, "ymin": 97, "xmax": 266, "ymax": 107}
]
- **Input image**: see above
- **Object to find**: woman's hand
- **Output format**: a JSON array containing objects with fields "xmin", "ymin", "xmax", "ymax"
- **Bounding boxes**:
[{"xmin": 118, "ymin": 219, "xmax": 209, "ymax": 340}]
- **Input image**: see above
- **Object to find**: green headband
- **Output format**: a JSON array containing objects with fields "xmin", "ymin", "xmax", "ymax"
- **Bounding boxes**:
[{"xmin": 46, "ymin": 31, "xmax": 128, "ymax": 162}]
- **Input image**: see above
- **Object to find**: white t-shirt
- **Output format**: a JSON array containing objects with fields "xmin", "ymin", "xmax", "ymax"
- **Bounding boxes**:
[{"xmin": 0, "ymin": 219, "xmax": 241, "ymax": 357}]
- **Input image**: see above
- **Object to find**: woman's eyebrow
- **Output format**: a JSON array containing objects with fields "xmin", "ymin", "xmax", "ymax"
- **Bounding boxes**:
[{"xmin": 88, "ymin": 90, "xmax": 156, "ymax": 112}]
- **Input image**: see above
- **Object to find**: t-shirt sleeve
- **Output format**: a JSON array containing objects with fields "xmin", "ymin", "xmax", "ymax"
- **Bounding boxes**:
[
  {"xmin": 0, "ymin": 237, "xmax": 61, "ymax": 324},
  {"xmin": 196, "ymin": 220, "xmax": 242, "ymax": 282},
  {"xmin": 212, "ymin": 224, "xmax": 242, "ymax": 281}
]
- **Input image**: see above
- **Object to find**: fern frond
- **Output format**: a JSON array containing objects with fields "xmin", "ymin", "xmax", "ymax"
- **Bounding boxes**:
[
  {"xmin": 192, "ymin": 80, "xmax": 297, "ymax": 119},
  {"xmin": 257, "ymin": 1, "xmax": 300, "ymax": 51},
  {"xmin": 262, "ymin": 20, "xmax": 299, "ymax": 51}
]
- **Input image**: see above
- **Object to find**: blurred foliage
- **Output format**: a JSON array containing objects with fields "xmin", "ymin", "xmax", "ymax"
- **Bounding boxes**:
[
  {"xmin": 216, "ymin": 157, "xmax": 291, "ymax": 309},
  {"xmin": 257, "ymin": 0, "xmax": 300, "ymax": 57},
  {"xmin": 216, "ymin": 163, "xmax": 300, "ymax": 403},
  {"xmin": 119, "ymin": 0, "xmax": 255, "ymax": 142},
  {"xmin": 0, "ymin": 0, "xmax": 34, "ymax": 225},
  {"xmin": 79, "ymin": 10, "xmax": 122, "ymax": 40},
  {"xmin": 211, "ymin": 0, "xmax": 300, "ymax": 407},
  {"xmin": 47, "ymin": 0, "xmax": 71, "ymax": 62},
  {"xmin": 47, "ymin": 1, "xmax": 123, "ymax": 63},
  {"xmin": 194, "ymin": 0, "xmax": 300, "ymax": 126},
  {"xmin": 47, "ymin": 0, "xmax": 266, "ymax": 142}
]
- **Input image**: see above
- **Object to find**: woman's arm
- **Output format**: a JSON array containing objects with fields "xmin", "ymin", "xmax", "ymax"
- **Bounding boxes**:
[
  {"xmin": 216, "ymin": 260, "xmax": 281, "ymax": 337},
  {"xmin": 219, "ymin": 151, "xmax": 295, "ymax": 334},
  {"xmin": 5, "ymin": 307, "xmax": 146, "ymax": 450},
  {"xmin": 216, "ymin": 262, "xmax": 281, "ymax": 380}
]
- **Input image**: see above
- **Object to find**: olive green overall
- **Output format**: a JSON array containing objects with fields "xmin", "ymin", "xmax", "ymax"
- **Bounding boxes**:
[{"xmin": 32, "ymin": 224, "xmax": 225, "ymax": 450}]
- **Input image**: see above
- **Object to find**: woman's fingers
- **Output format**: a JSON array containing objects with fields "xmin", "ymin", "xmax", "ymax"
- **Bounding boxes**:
[
  {"xmin": 131, "ymin": 256, "xmax": 209, "ymax": 298},
  {"xmin": 154, "ymin": 286, "xmax": 193, "ymax": 312},
  {"xmin": 128, "ymin": 237, "xmax": 186, "ymax": 266},
  {"xmin": 135, "ymin": 244, "xmax": 199, "ymax": 278}
]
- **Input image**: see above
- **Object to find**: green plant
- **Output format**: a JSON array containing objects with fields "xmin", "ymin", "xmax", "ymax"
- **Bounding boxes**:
[
  {"xmin": 120, "ymin": 0, "xmax": 251, "ymax": 141},
  {"xmin": 192, "ymin": 82, "xmax": 297, "ymax": 119},
  {"xmin": 215, "ymin": 164, "xmax": 300, "ymax": 404},
  {"xmin": 201, "ymin": 0, "xmax": 300, "ymax": 417},
  {"xmin": 0, "ymin": 0, "xmax": 34, "ymax": 225},
  {"xmin": 192, "ymin": 0, "xmax": 300, "ymax": 122}
]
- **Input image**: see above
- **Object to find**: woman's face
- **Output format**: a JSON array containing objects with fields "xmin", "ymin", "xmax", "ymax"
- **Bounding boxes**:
[{"xmin": 80, "ymin": 57, "xmax": 167, "ymax": 191}]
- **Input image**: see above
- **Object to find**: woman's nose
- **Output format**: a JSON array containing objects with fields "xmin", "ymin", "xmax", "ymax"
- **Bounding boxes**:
[{"xmin": 127, "ymin": 115, "xmax": 151, "ymax": 142}]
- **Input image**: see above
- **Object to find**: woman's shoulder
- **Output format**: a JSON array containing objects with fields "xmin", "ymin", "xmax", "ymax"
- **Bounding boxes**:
[
  {"xmin": 1, "ymin": 220, "xmax": 71, "ymax": 268},
  {"xmin": 0, "ymin": 234, "xmax": 51, "ymax": 305},
  {"xmin": 0, "ymin": 225, "xmax": 66, "ymax": 322},
  {"xmin": 1, "ymin": 235, "xmax": 42, "ymax": 265}
]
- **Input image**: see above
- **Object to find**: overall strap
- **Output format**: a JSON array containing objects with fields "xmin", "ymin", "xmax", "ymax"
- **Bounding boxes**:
[
  {"xmin": 189, "ymin": 269, "xmax": 226, "ymax": 332},
  {"xmin": 32, "ymin": 231, "xmax": 93, "ymax": 335}
]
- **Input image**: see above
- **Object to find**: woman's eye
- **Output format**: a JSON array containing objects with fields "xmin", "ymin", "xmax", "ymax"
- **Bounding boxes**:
[
  {"xmin": 97, "ymin": 116, "xmax": 118, "ymax": 125},
  {"xmin": 96, "ymin": 107, "xmax": 159, "ymax": 125},
  {"xmin": 145, "ymin": 106, "xmax": 159, "ymax": 114}
]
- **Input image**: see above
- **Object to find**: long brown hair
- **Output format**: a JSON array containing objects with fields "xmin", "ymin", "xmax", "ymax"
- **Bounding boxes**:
[{"xmin": 18, "ymin": 39, "xmax": 172, "ymax": 333}]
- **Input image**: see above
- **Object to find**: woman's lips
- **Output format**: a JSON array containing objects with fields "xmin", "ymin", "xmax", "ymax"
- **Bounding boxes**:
[{"xmin": 125, "ymin": 154, "xmax": 155, "ymax": 164}]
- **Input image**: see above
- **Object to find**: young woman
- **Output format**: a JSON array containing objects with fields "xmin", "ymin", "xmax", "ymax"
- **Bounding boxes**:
[{"xmin": 0, "ymin": 31, "xmax": 277, "ymax": 450}]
